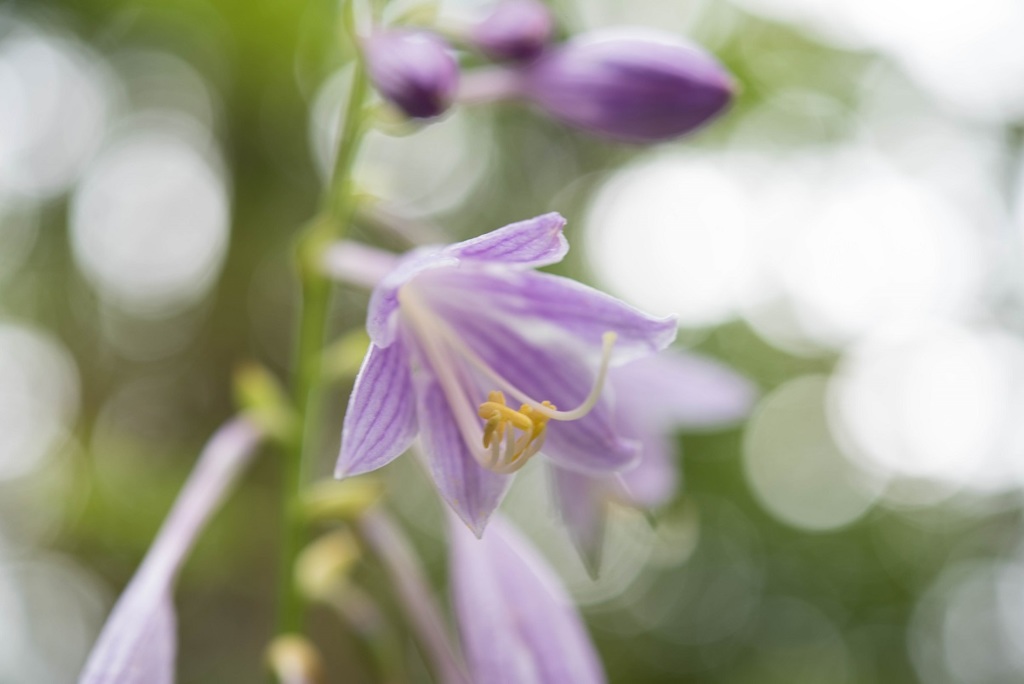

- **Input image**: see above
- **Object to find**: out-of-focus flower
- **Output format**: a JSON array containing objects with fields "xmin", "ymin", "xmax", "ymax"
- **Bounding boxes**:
[
  {"xmin": 450, "ymin": 515, "xmax": 606, "ymax": 683},
  {"xmin": 553, "ymin": 351, "xmax": 756, "ymax": 568},
  {"xmin": 331, "ymin": 213, "xmax": 676, "ymax": 534},
  {"xmin": 517, "ymin": 29, "xmax": 734, "ymax": 143},
  {"xmin": 471, "ymin": 0, "xmax": 555, "ymax": 62},
  {"xmin": 78, "ymin": 418, "xmax": 264, "ymax": 684},
  {"xmin": 364, "ymin": 30, "xmax": 460, "ymax": 119}
]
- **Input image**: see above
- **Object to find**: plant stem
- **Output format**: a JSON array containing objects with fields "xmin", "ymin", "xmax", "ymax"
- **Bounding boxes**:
[{"xmin": 276, "ymin": 0, "xmax": 370, "ymax": 637}]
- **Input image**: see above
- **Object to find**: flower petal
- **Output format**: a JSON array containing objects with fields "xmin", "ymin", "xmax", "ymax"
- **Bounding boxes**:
[
  {"xmin": 612, "ymin": 351, "xmax": 756, "ymax": 429},
  {"xmin": 79, "ymin": 419, "xmax": 262, "ymax": 684},
  {"xmin": 413, "ymin": 362, "xmax": 510, "ymax": 536},
  {"xmin": 613, "ymin": 432, "xmax": 679, "ymax": 507},
  {"xmin": 424, "ymin": 268, "xmax": 677, "ymax": 363},
  {"xmin": 445, "ymin": 212, "xmax": 568, "ymax": 268},
  {"xmin": 336, "ymin": 335, "xmax": 418, "ymax": 478},
  {"xmin": 444, "ymin": 311, "xmax": 640, "ymax": 473},
  {"xmin": 550, "ymin": 466, "xmax": 607, "ymax": 576},
  {"xmin": 366, "ymin": 246, "xmax": 457, "ymax": 347},
  {"xmin": 450, "ymin": 516, "xmax": 606, "ymax": 684}
]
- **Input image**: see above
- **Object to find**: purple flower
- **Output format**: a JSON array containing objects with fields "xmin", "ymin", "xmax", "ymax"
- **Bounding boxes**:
[
  {"xmin": 449, "ymin": 515, "xmax": 606, "ymax": 683},
  {"xmin": 334, "ymin": 213, "xmax": 676, "ymax": 534},
  {"xmin": 78, "ymin": 418, "xmax": 263, "ymax": 684},
  {"xmin": 522, "ymin": 28, "xmax": 734, "ymax": 143},
  {"xmin": 364, "ymin": 30, "xmax": 459, "ymax": 119},
  {"xmin": 471, "ymin": 0, "xmax": 555, "ymax": 62},
  {"xmin": 553, "ymin": 351, "xmax": 756, "ymax": 568}
]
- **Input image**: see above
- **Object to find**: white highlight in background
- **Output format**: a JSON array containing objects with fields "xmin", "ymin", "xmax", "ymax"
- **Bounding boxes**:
[
  {"xmin": 0, "ymin": 29, "xmax": 114, "ymax": 198},
  {"xmin": 830, "ymin": 323, "xmax": 1024, "ymax": 493},
  {"xmin": 70, "ymin": 117, "xmax": 230, "ymax": 317},
  {"xmin": 0, "ymin": 324, "xmax": 79, "ymax": 481},
  {"xmin": 585, "ymin": 153, "xmax": 754, "ymax": 328},
  {"xmin": 743, "ymin": 375, "xmax": 883, "ymax": 531}
]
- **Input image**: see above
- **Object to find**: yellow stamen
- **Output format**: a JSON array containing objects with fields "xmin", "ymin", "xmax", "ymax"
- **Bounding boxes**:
[{"xmin": 477, "ymin": 392, "xmax": 556, "ymax": 472}]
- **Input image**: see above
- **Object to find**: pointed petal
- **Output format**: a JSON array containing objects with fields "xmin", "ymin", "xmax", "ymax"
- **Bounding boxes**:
[
  {"xmin": 425, "ymin": 268, "xmax": 676, "ymax": 363},
  {"xmin": 366, "ymin": 247, "xmax": 457, "ymax": 347},
  {"xmin": 612, "ymin": 351, "xmax": 756, "ymax": 429},
  {"xmin": 445, "ymin": 212, "xmax": 568, "ymax": 268},
  {"xmin": 337, "ymin": 335, "xmax": 418, "ymax": 478},
  {"xmin": 363, "ymin": 212, "xmax": 568, "ymax": 347},
  {"xmin": 551, "ymin": 466, "xmax": 608, "ymax": 576},
  {"xmin": 447, "ymin": 312, "xmax": 640, "ymax": 473},
  {"xmin": 80, "ymin": 419, "xmax": 263, "ymax": 684},
  {"xmin": 450, "ymin": 516, "xmax": 606, "ymax": 684},
  {"xmin": 413, "ymin": 364, "xmax": 510, "ymax": 535},
  {"xmin": 613, "ymin": 433, "xmax": 679, "ymax": 507}
]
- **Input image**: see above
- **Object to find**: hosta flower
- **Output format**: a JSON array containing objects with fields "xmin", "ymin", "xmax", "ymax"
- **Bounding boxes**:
[
  {"xmin": 522, "ymin": 29, "xmax": 734, "ymax": 142},
  {"xmin": 333, "ymin": 213, "xmax": 676, "ymax": 534},
  {"xmin": 460, "ymin": 28, "xmax": 734, "ymax": 143},
  {"xmin": 553, "ymin": 351, "xmax": 756, "ymax": 568},
  {"xmin": 450, "ymin": 515, "xmax": 605, "ymax": 683},
  {"xmin": 364, "ymin": 30, "xmax": 460, "ymax": 119},
  {"xmin": 79, "ymin": 418, "xmax": 263, "ymax": 684}
]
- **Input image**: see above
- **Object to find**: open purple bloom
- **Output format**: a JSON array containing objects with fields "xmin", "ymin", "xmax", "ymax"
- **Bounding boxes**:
[
  {"xmin": 522, "ymin": 28, "xmax": 734, "ymax": 143},
  {"xmin": 334, "ymin": 213, "xmax": 676, "ymax": 534},
  {"xmin": 78, "ymin": 418, "xmax": 263, "ymax": 684},
  {"xmin": 449, "ymin": 515, "xmax": 606, "ymax": 683},
  {"xmin": 552, "ymin": 351, "xmax": 756, "ymax": 568},
  {"xmin": 471, "ymin": 0, "xmax": 555, "ymax": 62},
  {"xmin": 364, "ymin": 30, "xmax": 459, "ymax": 119}
]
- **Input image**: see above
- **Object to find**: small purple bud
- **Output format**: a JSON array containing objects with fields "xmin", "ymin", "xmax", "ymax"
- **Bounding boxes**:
[
  {"xmin": 364, "ymin": 30, "xmax": 459, "ymax": 119},
  {"xmin": 522, "ymin": 29, "xmax": 735, "ymax": 143},
  {"xmin": 471, "ymin": 0, "xmax": 555, "ymax": 62}
]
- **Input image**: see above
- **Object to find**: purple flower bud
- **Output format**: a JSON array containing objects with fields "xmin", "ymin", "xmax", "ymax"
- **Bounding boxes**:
[
  {"xmin": 522, "ymin": 29, "xmax": 735, "ymax": 143},
  {"xmin": 364, "ymin": 30, "xmax": 459, "ymax": 119},
  {"xmin": 471, "ymin": 0, "xmax": 555, "ymax": 62}
]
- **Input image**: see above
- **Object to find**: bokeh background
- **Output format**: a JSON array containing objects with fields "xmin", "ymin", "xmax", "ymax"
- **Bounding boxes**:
[{"xmin": 3, "ymin": 0, "xmax": 1024, "ymax": 681}]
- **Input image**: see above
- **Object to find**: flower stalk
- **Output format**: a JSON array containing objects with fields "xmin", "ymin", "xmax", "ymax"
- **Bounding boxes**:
[{"xmin": 278, "ymin": 0, "xmax": 371, "ymax": 637}]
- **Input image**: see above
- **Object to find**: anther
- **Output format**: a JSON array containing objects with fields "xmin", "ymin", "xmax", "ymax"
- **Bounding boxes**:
[{"xmin": 477, "ymin": 393, "xmax": 556, "ymax": 473}]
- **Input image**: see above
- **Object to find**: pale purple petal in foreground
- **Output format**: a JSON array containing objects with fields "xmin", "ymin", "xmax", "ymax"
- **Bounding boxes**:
[
  {"xmin": 426, "ymin": 268, "xmax": 677, "ymax": 362},
  {"xmin": 413, "ymin": 364, "xmax": 510, "ymax": 536},
  {"xmin": 438, "ymin": 310, "xmax": 641, "ymax": 474},
  {"xmin": 450, "ymin": 516, "xmax": 606, "ymax": 684},
  {"xmin": 334, "ymin": 213, "xmax": 672, "ymax": 534},
  {"xmin": 79, "ymin": 418, "xmax": 263, "ymax": 684},
  {"xmin": 337, "ymin": 334, "xmax": 418, "ymax": 477},
  {"xmin": 444, "ymin": 212, "xmax": 567, "ymax": 268}
]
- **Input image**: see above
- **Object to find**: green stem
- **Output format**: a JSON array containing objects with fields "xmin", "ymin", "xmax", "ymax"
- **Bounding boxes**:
[{"xmin": 276, "ymin": 0, "xmax": 370, "ymax": 637}]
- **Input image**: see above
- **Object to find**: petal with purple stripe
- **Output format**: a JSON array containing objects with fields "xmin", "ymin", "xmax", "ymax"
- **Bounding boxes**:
[
  {"xmin": 425, "ymin": 268, "xmax": 677, "ymax": 363},
  {"xmin": 445, "ymin": 212, "xmax": 568, "ymax": 267},
  {"xmin": 443, "ymin": 311, "xmax": 639, "ymax": 473},
  {"xmin": 413, "ymin": 363, "xmax": 510, "ymax": 536},
  {"xmin": 336, "ymin": 335, "xmax": 418, "ymax": 478}
]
